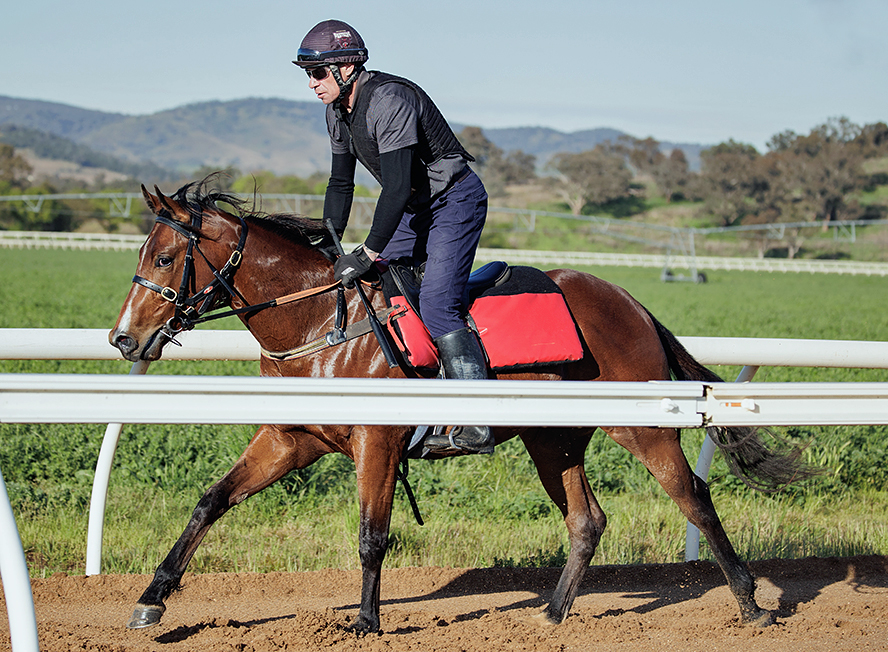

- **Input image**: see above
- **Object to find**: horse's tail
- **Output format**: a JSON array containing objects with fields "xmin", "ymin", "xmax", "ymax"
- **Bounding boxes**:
[{"xmin": 646, "ymin": 308, "xmax": 815, "ymax": 492}]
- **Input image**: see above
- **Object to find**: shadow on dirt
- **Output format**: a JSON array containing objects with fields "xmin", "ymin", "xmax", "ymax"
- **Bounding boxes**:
[{"xmin": 339, "ymin": 555, "xmax": 888, "ymax": 624}]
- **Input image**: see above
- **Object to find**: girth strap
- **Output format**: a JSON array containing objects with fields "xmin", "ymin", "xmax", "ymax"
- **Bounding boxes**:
[{"xmin": 260, "ymin": 304, "xmax": 405, "ymax": 362}]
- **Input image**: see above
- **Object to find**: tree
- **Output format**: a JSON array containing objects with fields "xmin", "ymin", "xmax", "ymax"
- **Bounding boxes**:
[
  {"xmin": 457, "ymin": 126, "xmax": 537, "ymax": 196},
  {"xmin": 855, "ymin": 122, "xmax": 888, "ymax": 158},
  {"xmin": 770, "ymin": 118, "xmax": 865, "ymax": 230},
  {"xmin": 498, "ymin": 150, "xmax": 537, "ymax": 186},
  {"xmin": 698, "ymin": 140, "xmax": 761, "ymax": 226},
  {"xmin": 457, "ymin": 126, "xmax": 501, "ymax": 171},
  {"xmin": 548, "ymin": 146, "xmax": 632, "ymax": 215},
  {"xmin": 0, "ymin": 143, "xmax": 32, "ymax": 192},
  {"xmin": 738, "ymin": 118, "xmax": 866, "ymax": 256},
  {"xmin": 745, "ymin": 150, "xmax": 815, "ymax": 258},
  {"xmin": 617, "ymin": 135, "xmax": 664, "ymax": 173},
  {"xmin": 651, "ymin": 148, "xmax": 690, "ymax": 202}
]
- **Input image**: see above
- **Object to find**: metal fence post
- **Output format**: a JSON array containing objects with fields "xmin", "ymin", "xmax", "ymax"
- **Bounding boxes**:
[
  {"xmin": 85, "ymin": 359, "xmax": 151, "ymax": 575},
  {"xmin": 0, "ymin": 466, "xmax": 40, "ymax": 651}
]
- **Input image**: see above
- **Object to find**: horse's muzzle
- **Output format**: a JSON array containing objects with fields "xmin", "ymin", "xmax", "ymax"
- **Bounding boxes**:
[{"xmin": 109, "ymin": 328, "xmax": 164, "ymax": 362}]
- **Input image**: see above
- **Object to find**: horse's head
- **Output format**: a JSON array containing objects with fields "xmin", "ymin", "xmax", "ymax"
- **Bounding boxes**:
[{"xmin": 110, "ymin": 182, "xmax": 245, "ymax": 361}]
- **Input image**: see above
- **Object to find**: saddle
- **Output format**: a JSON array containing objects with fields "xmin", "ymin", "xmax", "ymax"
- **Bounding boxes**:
[{"xmin": 381, "ymin": 260, "xmax": 584, "ymax": 372}]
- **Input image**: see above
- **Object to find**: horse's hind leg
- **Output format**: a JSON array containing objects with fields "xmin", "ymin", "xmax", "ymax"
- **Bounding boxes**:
[
  {"xmin": 127, "ymin": 424, "xmax": 330, "ymax": 629},
  {"xmin": 605, "ymin": 425, "xmax": 774, "ymax": 626},
  {"xmin": 521, "ymin": 428, "xmax": 605, "ymax": 624}
]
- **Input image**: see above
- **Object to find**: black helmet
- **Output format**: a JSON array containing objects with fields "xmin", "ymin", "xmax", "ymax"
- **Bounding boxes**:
[{"xmin": 293, "ymin": 19, "xmax": 368, "ymax": 68}]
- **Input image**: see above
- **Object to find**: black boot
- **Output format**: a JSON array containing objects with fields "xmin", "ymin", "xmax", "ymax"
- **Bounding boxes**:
[{"xmin": 423, "ymin": 328, "xmax": 495, "ymax": 455}]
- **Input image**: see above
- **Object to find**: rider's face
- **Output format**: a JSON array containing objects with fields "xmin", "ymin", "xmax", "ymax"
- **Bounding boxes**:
[{"xmin": 308, "ymin": 63, "xmax": 355, "ymax": 105}]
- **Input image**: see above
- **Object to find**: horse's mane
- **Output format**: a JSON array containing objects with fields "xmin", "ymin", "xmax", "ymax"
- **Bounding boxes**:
[{"xmin": 171, "ymin": 176, "xmax": 329, "ymax": 247}]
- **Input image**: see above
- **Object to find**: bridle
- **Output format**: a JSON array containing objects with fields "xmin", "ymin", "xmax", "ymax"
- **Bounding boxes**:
[
  {"xmin": 131, "ymin": 209, "xmax": 344, "ymax": 348},
  {"xmin": 132, "ymin": 210, "xmax": 254, "ymax": 345}
]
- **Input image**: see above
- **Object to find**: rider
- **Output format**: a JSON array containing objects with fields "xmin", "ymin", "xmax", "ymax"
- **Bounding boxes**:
[{"xmin": 294, "ymin": 19, "xmax": 493, "ymax": 455}]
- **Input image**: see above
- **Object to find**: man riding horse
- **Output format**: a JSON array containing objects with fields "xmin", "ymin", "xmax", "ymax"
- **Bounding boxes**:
[{"xmin": 294, "ymin": 19, "xmax": 493, "ymax": 455}]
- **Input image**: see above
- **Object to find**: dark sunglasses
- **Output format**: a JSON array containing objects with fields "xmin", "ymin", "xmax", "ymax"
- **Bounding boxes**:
[{"xmin": 305, "ymin": 66, "xmax": 331, "ymax": 81}]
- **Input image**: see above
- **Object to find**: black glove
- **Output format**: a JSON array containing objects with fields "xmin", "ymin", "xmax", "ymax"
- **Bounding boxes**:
[{"xmin": 334, "ymin": 245, "xmax": 374, "ymax": 288}]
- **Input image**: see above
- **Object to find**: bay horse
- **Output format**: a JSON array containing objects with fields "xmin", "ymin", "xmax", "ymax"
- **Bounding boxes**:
[{"xmin": 110, "ymin": 178, "xmax": 806, "ymax": 633}]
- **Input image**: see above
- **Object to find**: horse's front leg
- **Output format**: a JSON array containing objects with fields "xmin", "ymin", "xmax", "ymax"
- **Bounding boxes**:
[
  {"xmin": 127, "ymin": 424, "xmax": 330, "ymax": 629},
  {"xmin": 347, "ymin": 427, "xmax": 402, "ymax": 634}
]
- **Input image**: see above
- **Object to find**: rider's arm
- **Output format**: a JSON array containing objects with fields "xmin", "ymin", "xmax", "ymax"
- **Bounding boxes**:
[
  {"xmin": 363, "ymin": 146, "xmax": 414, "ymax": 255},
  {"xmin": 323, "ymin": 152, "xmax": 357, "ymax": 237}
]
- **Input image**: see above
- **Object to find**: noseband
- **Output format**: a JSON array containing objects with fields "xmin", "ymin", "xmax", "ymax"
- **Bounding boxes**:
[{"xmin": 132, "ymin": 212, "xmax": 249, "ymax": 341}]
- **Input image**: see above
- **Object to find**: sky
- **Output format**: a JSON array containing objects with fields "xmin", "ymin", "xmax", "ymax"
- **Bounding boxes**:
[{"xmin": 1, "ymin": 0, "xmax": 885, "ymax": 150}]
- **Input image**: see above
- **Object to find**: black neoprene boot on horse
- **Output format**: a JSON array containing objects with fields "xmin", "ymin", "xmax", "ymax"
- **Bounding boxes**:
[{"xmin": 423, "ymin": 327, "xmax": 495, "ymax": 455}]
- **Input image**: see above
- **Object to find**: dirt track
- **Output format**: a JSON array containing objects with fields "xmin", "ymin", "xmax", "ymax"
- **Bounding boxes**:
[{"xmin": 3, "ymin": 556, "xmax": 887, "ymax": 651}]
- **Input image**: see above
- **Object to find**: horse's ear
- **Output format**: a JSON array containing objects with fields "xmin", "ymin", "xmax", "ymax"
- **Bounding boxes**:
[
  {"xmin": 141, "ymin": 184, "xmax": 164, "ymax": 216},
  {"xmin": 154, "ymin": 185, "xmax": 189, "ymax": 223}
]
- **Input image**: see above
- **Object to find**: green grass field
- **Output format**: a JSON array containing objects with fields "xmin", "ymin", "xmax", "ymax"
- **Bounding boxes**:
[{"xmin": 1, "ymin": 247, "xmax": 887, "ymax": 577}]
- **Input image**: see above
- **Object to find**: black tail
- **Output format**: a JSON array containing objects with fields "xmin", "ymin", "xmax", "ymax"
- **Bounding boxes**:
[{"xmin": 647, "ymin": 309, "xmax": 815, "ymax": 492}]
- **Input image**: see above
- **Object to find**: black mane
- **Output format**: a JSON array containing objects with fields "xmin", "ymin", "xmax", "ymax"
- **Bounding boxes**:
[{"xmin": 171, "ymin": 176, "xmax": 329, "ymax": 247}]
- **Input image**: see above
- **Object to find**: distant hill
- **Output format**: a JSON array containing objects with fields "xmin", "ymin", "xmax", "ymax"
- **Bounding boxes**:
[
  {"xmin": 0, "ymin": 95, "xmax": 707, "ymax": 178},
  {"xmin": 0, "ymin": 96, "xmax": 127, "ymax": 139},
  {"xmin": 0, "ymin": 124, "xmax": 175, "ymax": 181},
  {"xmin": 478, "ymin": 125, "xmax": 702, "ymax": 171},
  {"xmin": 482, "ymin": 125, "xmax": 626, "ymax": 156},
  {"xmin": 77, "ymin": 98, "xmax": 333, "ymax": 177},
  {"xmin": 0, "ymin": 95, "xmax": 332, "ymax": 178}
]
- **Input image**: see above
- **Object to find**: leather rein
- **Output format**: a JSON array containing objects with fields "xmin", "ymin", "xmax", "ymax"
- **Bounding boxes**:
[{"xmin": 131, "ymin": 213, "xmax": 393, "ymax": 359}]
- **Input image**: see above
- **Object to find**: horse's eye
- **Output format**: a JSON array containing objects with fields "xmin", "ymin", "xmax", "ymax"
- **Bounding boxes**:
[{"xmin": 156, "ymin": 255, "xmax": 174, "ymax": 268}]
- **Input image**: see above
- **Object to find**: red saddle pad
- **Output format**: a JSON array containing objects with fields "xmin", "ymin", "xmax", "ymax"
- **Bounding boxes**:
[{"xmin": 386, "ymin": 266, "xmax": 584, "ymax": 372}]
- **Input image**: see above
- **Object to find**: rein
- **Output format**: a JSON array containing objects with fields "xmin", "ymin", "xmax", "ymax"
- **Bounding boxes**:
[{"xmin": 132, "ymin": 213, "xmax": 348, "ymax": 346}]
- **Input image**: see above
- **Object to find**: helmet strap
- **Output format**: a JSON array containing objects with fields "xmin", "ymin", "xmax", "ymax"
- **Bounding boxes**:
[{"xmin": 330, "ymin": 64, "xmax": 363, "ymax": 106}]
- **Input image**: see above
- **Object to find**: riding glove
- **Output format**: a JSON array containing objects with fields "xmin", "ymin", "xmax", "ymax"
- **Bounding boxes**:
[{"xmin": 334, "ymin": 245, "xmax": 374, "ymax": 288}]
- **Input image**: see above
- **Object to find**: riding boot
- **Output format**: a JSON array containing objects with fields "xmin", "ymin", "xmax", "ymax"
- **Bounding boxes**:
[{"xmin": 423, "ymin": 327, "xmax": 495, "ymax": 455}]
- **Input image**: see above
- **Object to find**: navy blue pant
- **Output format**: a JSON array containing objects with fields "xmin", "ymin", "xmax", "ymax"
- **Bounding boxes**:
[{"xmin": 380, "ymin": 170, "xmax": 487, "ymax": 339}]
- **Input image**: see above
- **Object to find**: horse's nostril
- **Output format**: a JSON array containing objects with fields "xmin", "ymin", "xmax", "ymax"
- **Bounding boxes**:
[{"xmin": 115, "ymin": 334, "xmax": 136, "ymax": 354}]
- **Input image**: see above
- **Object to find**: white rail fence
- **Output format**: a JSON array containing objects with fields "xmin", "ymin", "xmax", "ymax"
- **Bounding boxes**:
[
  {"xmin": 2, "ymin": 330, "xmax": 888, "ymax": 652},
  {"xmin": 4, "ymin": 230, "xmax": 888, "ymax": 276}
]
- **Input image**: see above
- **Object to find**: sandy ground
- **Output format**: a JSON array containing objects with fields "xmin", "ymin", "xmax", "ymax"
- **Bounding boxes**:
[{"xmin": 2, "ymin": 555, "xmax": 887, "ymax": 651}]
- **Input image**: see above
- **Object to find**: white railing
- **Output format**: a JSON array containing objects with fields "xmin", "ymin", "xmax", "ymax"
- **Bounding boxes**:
[
  {"xmin": 494, "ymin": 250, "xmax": 888, "ymax": 276},
  {"xmin": 4, "ymin": 230, "xmax": 888, "ymax": 276},
  {"xmin": 5, "ymin": 328, "xmax": 888, "ymax": 368},
  {"xmin": 2, "ymin": 330, "xmax": 888, "ymax": 652},
  {"xmin": 0, "ymin": 230, "xmax": 146, "ymax": 251}
]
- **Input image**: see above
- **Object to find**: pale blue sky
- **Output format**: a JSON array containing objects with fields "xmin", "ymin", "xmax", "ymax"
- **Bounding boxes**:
[{"xmin": 1, "ymin": 0, "xmax": 885, "ymax": 149}]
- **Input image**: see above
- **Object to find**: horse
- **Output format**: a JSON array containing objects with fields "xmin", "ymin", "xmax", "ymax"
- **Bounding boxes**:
[{"xmin": 109, "ymin": 177, "xmax": 807, "ymax": 634}]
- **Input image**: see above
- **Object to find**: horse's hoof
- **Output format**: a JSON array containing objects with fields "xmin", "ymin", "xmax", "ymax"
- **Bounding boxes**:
[
  {"xmin": 525, "ymin": 611, "xmax": 559, "ymax": 627},
  {"xmin": 346, "ymin": 614, "xmax": 380, "ymax": 635},
  {"xmin": 743, "ymin": 608, "xmax": 775, "ymax": 628},
  {"xmin": 127, "ymin": 603, "xmax": 165, "ymax": 629}
]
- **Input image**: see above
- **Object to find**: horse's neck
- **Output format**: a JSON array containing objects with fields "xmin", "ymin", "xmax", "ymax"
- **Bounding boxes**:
[{"xmin": 233, "ymin": 220, "xmax": 336, "ymax": 351}]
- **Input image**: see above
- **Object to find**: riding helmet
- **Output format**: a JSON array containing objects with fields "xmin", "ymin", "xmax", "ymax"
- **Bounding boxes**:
[{"xmin": 293, "ymin": 19, "xmax": 368, "ymax": 67}]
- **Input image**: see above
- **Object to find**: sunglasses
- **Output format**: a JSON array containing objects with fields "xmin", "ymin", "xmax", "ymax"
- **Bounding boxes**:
[{"xmin": 305, "ymin": 66, "xmax": 331, "ymax": 81}]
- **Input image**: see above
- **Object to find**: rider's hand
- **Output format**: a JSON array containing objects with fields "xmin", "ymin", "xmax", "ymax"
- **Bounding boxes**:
[{"xmin": 334, "ymin": 245, "xmax": 375, "ymax": 288}]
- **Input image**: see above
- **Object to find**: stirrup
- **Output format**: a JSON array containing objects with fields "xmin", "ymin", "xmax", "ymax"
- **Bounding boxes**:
[{"xmin": 422, "ymin": 425, "xmax": 494, "ymax": 455}]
